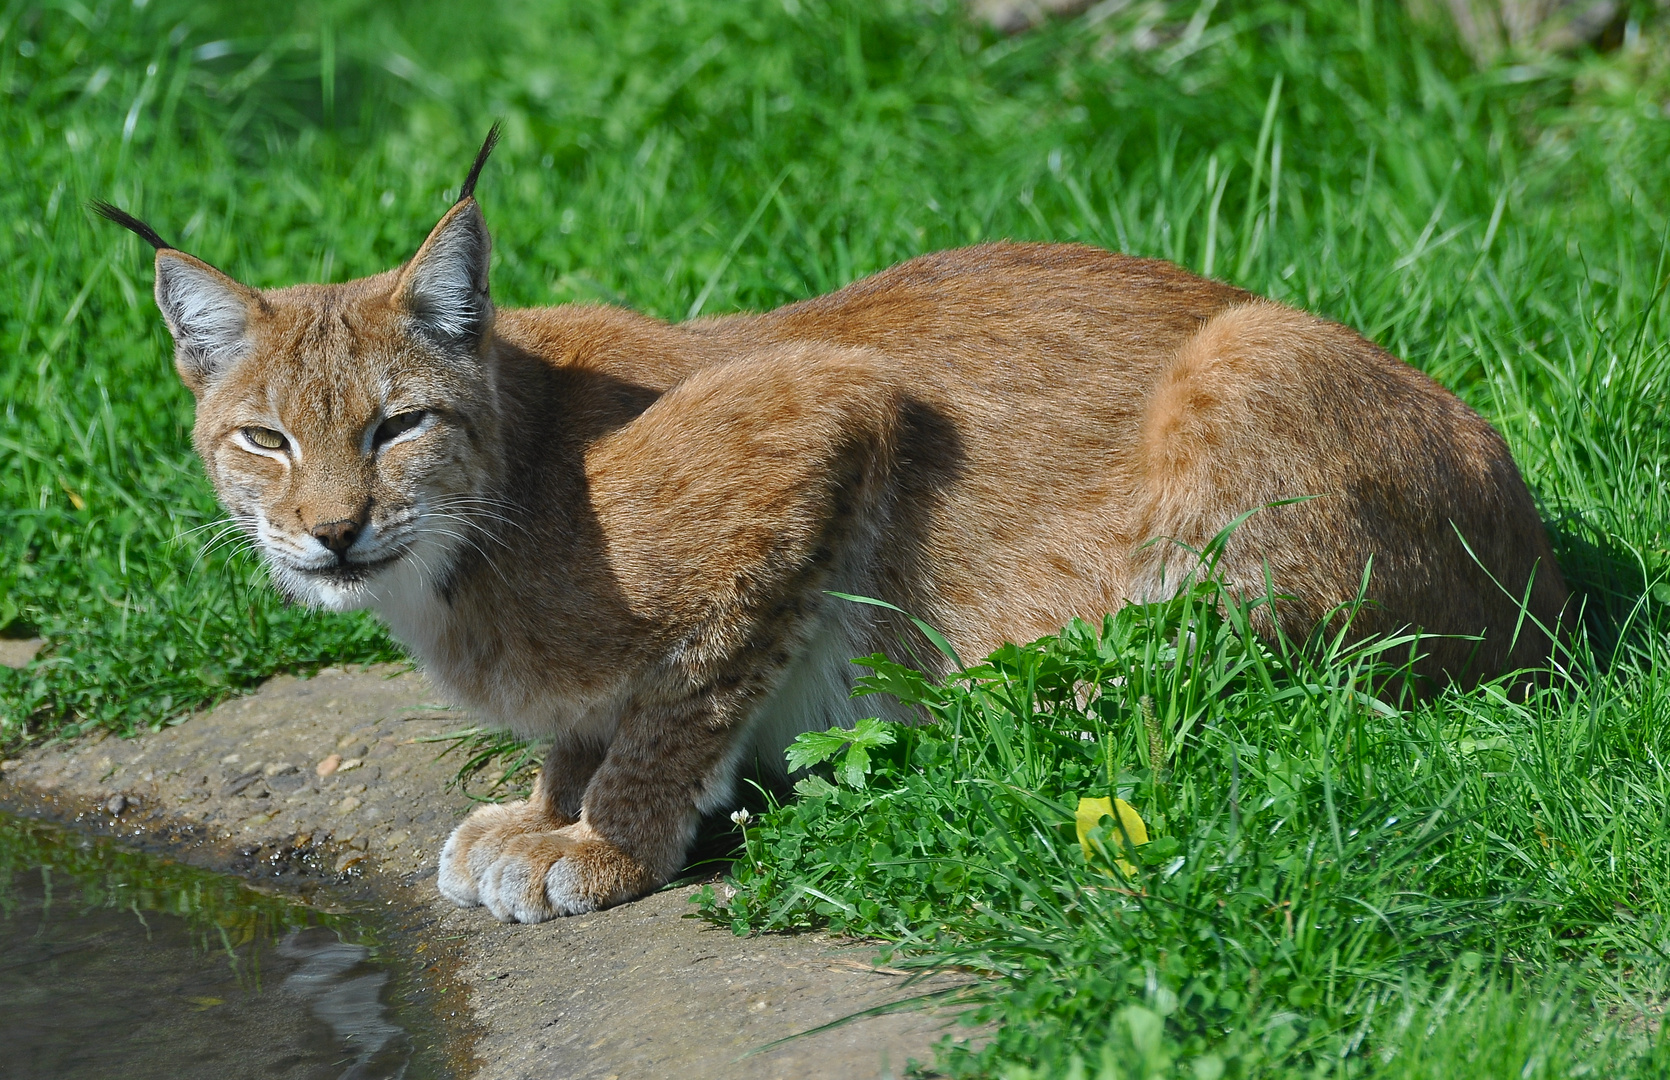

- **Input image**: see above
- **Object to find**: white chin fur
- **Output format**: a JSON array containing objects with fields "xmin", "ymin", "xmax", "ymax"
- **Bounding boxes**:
[
  {"xmin": 267, "ymin": 534, "xmax": 454, "ymax": 614},
  {"xmin": 268, "ymin": 562, "xmax": 389, "ymax": 612},
  {"xmin": 311, "ymin": 577, "xmax": 382, "ymax": 612}
]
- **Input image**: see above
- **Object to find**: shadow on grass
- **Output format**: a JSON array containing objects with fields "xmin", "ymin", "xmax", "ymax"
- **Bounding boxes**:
[{"xmin": 1546, "ymin": 508, "xmax": 1669, "ymax": 663}]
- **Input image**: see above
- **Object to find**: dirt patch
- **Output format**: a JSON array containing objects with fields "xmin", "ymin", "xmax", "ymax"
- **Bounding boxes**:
[{"xmin": 0, "ymin": 665, "xmax": 978, "ymax": 1079}]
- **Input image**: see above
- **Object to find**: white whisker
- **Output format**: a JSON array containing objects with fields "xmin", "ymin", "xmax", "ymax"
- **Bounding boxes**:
[{"xmin": 175, "ymin": 516, "xmax": 239, "ymax": 542}]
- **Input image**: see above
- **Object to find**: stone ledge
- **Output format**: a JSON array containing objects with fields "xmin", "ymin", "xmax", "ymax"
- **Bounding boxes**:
[{"xmin": 0, "ymin": 664, "xmax": 979, "ymax": 1080}]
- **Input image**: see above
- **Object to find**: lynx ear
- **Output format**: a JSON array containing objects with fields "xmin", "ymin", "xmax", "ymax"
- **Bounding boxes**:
[
  {"xmin": 399, "ymin": 199, "xmax": 494, "ymax": 347},
  {"xmin": 154, "ymin": 250, "xmax": 255, "ymax": 394},
  {"xmin": 91, "ymin": 200, "xmax": 253, "ymax": 394}
]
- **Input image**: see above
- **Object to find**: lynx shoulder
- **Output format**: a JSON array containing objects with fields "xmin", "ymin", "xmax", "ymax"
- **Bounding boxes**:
[{"xmin": 99, "ymin": 131, "xmax": 1568, "ymax": 921}]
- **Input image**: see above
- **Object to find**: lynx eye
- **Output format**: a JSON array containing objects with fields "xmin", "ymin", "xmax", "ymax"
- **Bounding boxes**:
[
  {"xmin": 374, "ymin": 410, "xmax": 428, "ymax": 448},
  {"xmin": 243, "ymin": 427, "xmax": 288, "ymax": 451}
]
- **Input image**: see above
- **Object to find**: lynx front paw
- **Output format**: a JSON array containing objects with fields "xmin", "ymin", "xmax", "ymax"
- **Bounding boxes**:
[{"xmin": 437, "ymin": 804, "xmax": 652, "ymax": 922}]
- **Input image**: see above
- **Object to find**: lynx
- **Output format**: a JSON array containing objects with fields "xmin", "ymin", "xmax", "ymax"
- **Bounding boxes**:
[{"xmin": 98, "ymin": 129, "xmax": 1568, "ymax": 922}]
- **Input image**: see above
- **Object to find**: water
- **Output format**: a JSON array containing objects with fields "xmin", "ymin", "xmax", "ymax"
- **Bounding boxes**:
[{"xmin": 0, "ymin": 812, "xmax": 451, "ymax": 1080}]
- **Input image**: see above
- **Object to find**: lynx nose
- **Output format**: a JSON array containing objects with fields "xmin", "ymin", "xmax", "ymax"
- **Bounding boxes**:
[{"xmin": 311, "ymin": 520, "xmax": 361, "ymax": 560}]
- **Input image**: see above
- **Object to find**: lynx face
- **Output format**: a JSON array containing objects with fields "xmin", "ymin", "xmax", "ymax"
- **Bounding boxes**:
[
  {"xmin": 199, "ymin": 307, "xmax": 497, "ymax": 611},
  {"xmin": 155, "ymin": 202, "xmax": 501, "ymax": 613}
]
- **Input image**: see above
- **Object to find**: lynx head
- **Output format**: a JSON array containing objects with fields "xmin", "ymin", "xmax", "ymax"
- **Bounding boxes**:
[{"xmin": 97, "ymin": 127, "xmax": 506, "ymax": 613}]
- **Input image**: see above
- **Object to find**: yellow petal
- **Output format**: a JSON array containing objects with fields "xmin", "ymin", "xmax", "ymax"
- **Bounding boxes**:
[
  {"xmin": 1076, "ymin": 796, "xmax": 1149, "ymax": 877},
  {"xmin": 1115, "ymin": 798, "xmax": 1148, "ymax": 846},
  {"xmin": 1076, "ymin": 796, "xmax": 1113, "ymax": 858}
]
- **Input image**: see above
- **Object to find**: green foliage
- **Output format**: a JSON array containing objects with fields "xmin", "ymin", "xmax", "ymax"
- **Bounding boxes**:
[
  {"xmin": 786, "ymin": 716, "xmax": 897, "ymax": 789},
  {"xmin": 416, "ymin": 723, "xmax": 542, "ymax": 801},
  {"xmin": 700, "ymin": 583, "xmax": 1670, "ymax": 1077}
]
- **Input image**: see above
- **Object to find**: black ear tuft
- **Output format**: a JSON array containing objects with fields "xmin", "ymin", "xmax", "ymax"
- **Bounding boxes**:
[
  {"xmin": 458, "ymin": 123, "xmax": 502, "ymax": 203},
  {"xmin": 91, "ymin": 200, "xmax": 174, "ymax": 251}
]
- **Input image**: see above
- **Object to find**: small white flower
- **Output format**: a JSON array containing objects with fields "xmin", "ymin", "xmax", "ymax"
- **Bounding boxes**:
[{"xmin": 730, "ymin": 808, "xmax": 752, "ymax": 827}]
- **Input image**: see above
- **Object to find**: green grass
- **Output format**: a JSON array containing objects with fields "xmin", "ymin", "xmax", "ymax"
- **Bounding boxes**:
[
  {"xmin": 703, "ymin": 573, "xmax": 1670, "ymax": 1076},
  {"xmin": 2, "ymin": 0, "xmax": 1668, "ymax": 1074}
]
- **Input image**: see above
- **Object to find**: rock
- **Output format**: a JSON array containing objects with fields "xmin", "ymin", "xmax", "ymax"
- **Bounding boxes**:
[
  {"xmin": 105, "ymin": 794, "xmax": 128, "ymax": 816},
  {"xmin": 970, "ymin": 0, "xmax": 1093, "ymax": 34},
  {"xmin": 0, "ymin": 637, "xmax": 46, "ymax": 669},
  {"xmin": 333, "ymin": 851, "xmax": 366, "ymax": 873},
  {"xmin": 264, "ymin": 761, "xmax": 299, "ymax": 777},
  {"xmin": 337, "ymin": 795, "xmax": 362, "ymax": 816},
  {"xmin": 223, "ymin": 769, "xmax": 265, "ymax": 797},
  {"xmin": 268, "ymin": 772, "xmax": 308, "ymax": 794},
  {"xmin": 316, "ymin": 753, "xmax": 342, "ymax": 777}
]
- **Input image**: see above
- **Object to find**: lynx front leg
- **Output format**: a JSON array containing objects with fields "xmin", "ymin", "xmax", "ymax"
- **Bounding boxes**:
[
  {"xmin": 439, "ymin": 348, "xmax": 899, "ymax": 921},
  {"xmin": 436, "ymin": 733, "xmax": 605, "ymax": 919},
  {"xmin": 438, "ymin": 697, "xmax": 740, "ymax": 922}
]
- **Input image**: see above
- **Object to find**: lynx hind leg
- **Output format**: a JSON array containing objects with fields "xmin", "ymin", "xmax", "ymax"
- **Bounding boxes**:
[
  {"xmin": 1129, "ymin": 303, "xmax": 1391, "ymax": 634},
  {"xmin": 1130, "ymin": 301, "xmax": 1567, "ymax": 685}
]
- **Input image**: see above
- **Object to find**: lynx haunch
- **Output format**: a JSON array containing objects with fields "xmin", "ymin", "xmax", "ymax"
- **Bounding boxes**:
[{"xmin": 99, "ymin": 130, "xmax": 1567, "ymax": 922}]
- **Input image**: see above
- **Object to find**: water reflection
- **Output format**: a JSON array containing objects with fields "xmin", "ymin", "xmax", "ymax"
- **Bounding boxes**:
[
  {"xmin": 280, "ymin": 930, "xmax": 410, "ymax": 1078},
  {"xmin": 0, "ymin": 812, "xmax": 438, "ymax": 1080}
]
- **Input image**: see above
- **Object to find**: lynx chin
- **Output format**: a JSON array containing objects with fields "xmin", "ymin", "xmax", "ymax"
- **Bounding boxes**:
[{"xmin": 98, "ymin": 127, "xmax": 1568, "ymax": 922}]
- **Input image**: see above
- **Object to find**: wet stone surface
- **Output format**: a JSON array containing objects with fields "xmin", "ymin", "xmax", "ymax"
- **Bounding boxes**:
[
  {"xmin": 0, "ymin": 812, "xmax": 442, "ymax": 1080},
  {"xmin": 0, "ymin": 665, "xmax": 979, "ymax": 1079}
]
